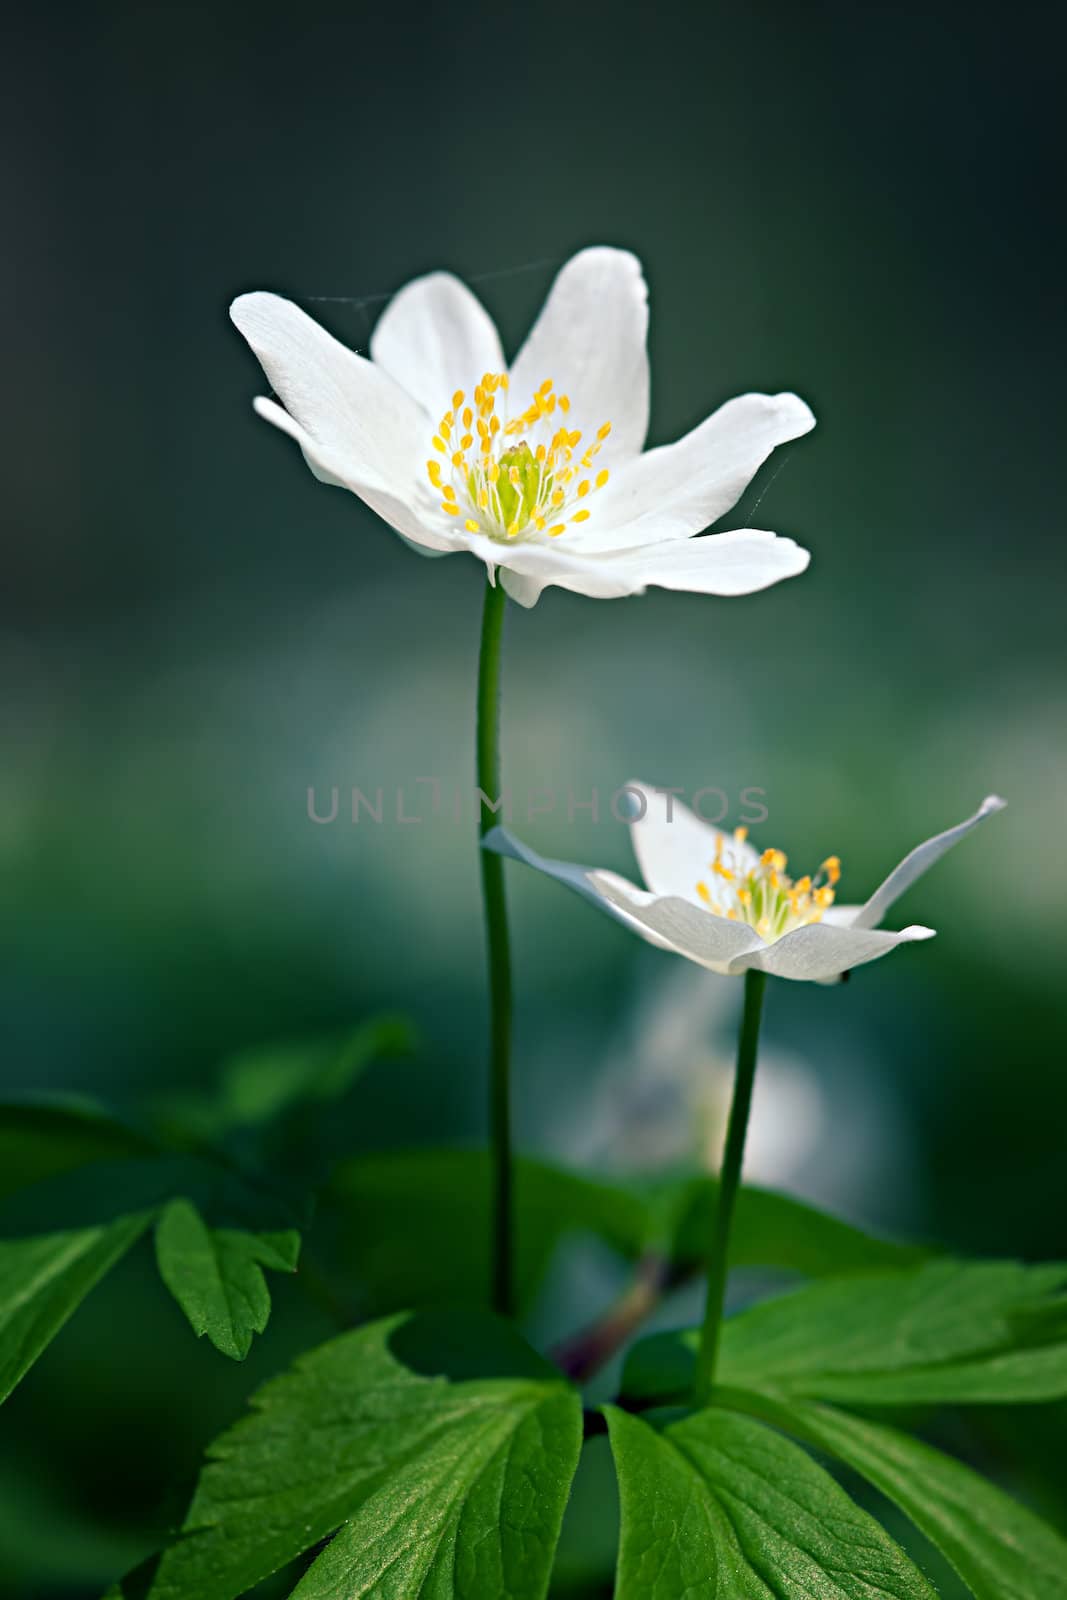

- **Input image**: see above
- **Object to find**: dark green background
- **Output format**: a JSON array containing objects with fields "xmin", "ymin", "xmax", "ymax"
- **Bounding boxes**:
[{"xmin": 3, "ymin": 2, "xmax": 1065, "ymax": 1593}]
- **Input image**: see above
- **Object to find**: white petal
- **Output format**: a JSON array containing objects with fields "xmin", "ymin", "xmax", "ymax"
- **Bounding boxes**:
[
  {"xmin": 369, "ymin": 271, "xmax": 506, "ymax": 416},
  {"xmin": 482, "ymin": 827, "xmax": 763, "ymax": 976},
  {"xmin": 251, "ymin": 397, "xmax": 455, "ymax": 555},
  {"xmin": 231, "ymin": 292, "xmax": 425, "ymax": 499},
  {"xmin": 622, "ymin": 781, "xmax": 760, "ymax": 900},
  {"xmin": 509, "ymin": 248, "xmax": 650, "ymax": 461},
  {"xmin": 853, "ymin": 795, "xmax": 1007, "ymax": 931},
  {"xmin": 730, "ymin": 921, "xmax": 935, "ymax": 982},
  {"xmin": 500, "ymin": 527, "xmax": 809, "ymax": 607},
  {"xmin": 579, "ymin": 392, "xmax": 815, "ymax": 554}
]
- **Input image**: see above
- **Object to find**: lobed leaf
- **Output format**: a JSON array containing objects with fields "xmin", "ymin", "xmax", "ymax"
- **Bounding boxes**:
[
  {"xmin": 606, "ymin": 1404, "xmax": 937, "ymax": 1598},
  {"xmin": 719, "ymin": 1387, "xmax": 1067, "ymax": 1600},
  {"xmin": 141, "ymin": 1307, "xmax": 582, "ymax": 1600},
  {"xmin": 622, "ymin": 1258, "xmax": 1067, "ymax": 1405},
  {"xmin": 154, "ymin": 1198, "xmax": 300, "ymax": 1360}
]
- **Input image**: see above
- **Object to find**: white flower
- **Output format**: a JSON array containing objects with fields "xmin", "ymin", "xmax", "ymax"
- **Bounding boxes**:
[
  {"xmin": 483, "ymin": 786, "xmax": 1006, "ymax": 983},
  {"xmin": 230, "ymin": 249, "xmax": 815, "ymax": 607}
]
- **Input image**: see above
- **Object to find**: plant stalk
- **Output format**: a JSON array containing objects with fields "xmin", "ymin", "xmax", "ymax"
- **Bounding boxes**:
[
  {"xmin": 692, "ymin": 968, "xmax": 767, "ymax": 1403},
  {"xmin": 476, "ymin": 575, "xmax": 515, "ymax": 1318}
]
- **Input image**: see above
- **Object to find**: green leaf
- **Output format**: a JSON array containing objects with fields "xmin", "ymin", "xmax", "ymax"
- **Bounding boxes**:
[
  {"xmin": 159, "ymin": 1015, "xmax": 417, "ymax": 1143},
  {"xmin": 0, "ymin": 1213, "xmax": 150, "ymax": 1402},
  {"xmin": 329, "ymin": 1150, "xmax": 922, "ymax": 1316},
  {"xmin": 144, "ymin": 1307, "xmax": 582, "ymax": 1600},
  {"xmin": 605, "ymin": 1404, "xmax": 936, "ymax": 1598},
  {"xmin": 651, "ymin": 1173, "xmax": 929, "ymax": 1278},
  {"xmin": 720, "ymin": 1387, "xmax": 1067, "ymax": 1600},
  {"xmin": 622, "ymin": 1258, "xmax": 1067, "ymax": 1404},
  {"xmin": 0, "ymin": 1098, "xmax": 153, "ymax": 1200},
  {"xmin": 329, "ymin": 1150, "xmax": 648, "ymax": 1313},
  {"xmin": 154, "ymin": 1199, "xmax": 300, "ymax": 1360}
]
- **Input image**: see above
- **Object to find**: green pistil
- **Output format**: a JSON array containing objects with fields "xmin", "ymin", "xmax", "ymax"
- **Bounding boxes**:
[{"xmin": 481, "ymin": 443, "xmax": 545, "ymax": 538}]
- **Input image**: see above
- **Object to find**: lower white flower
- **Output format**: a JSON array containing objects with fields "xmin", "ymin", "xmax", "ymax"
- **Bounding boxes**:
[
  {"xmin": 230, "ymin": 247, "xmax": 815, "ymax": 607},
  {"xmin": 483, "ymin": 786, "xmax": 1006, "ymax": 983}
]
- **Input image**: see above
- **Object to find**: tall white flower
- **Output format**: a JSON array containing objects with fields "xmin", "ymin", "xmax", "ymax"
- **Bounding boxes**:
[
  {"xmin": 483, "ymin": 786, "xmax": 1006, "ymax": 983},
  {"xmin": 230, "ymin": 249, "xmax": 815, "ymax": 607}
]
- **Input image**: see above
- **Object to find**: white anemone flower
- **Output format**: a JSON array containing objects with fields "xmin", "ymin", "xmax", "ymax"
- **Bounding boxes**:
[
  {"xmin": 483, "ymin": 786, "xmax": 1006, "ymax": 983},
  {"xmin": 230, "ymin": 248, "xmax": 815, "ymax": 607}
]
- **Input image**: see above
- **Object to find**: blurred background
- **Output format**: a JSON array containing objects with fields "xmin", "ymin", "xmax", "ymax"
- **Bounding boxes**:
[{"xmin": 3, "ymin": 1, "xmax": 1065, "ymax": 1593}]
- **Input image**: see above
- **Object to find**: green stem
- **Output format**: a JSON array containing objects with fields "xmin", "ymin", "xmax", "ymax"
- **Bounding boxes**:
[
  {"xmin": 693, "ymin": 968, "xmax": 767, "ymax": 1404},
  {"xmin": 476, "ymin": 575, "xmax": 514, "ymax": 1318}
]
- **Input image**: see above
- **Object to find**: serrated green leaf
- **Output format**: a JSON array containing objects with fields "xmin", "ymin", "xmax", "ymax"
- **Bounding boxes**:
[
  {"xmin": 622, "ymin": 1258, "xmax": 1067, "ymax": 1404},
  {"xmin": 720, "ymin": 1387, "xmax": 1067, "ymax": 1600},
  {"xmin": 143, "ymin": 1307, "xmax": 582, "ymax": 1600},
  {"xmin": 0, "ymin": 1213, "xmax": 150, "ymax": 1402},
  {"xmin": 330, "ymin": 1151, "xmax": 922, "ymax": 1316},
  {"xmin": 605, "ymin": 1404, "xmax": 937, "ymax": 1598},
  {"xmin": 154, "ymin": 1198, "xmax": 300, "ymax": 1360}
]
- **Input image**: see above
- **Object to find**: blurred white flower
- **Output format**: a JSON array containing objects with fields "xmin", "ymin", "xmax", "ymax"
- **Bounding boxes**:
[
  {"xmin": 485, "ymin": 784, "xmax": 1005, "ymax": 983},
  {"xmin": 231, "ymin": 248, "xmax": 814, "ymax": 607}
]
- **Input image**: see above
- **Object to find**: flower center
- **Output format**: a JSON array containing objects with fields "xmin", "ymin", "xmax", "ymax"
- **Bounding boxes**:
[
  {"xmin": 695, "ymin": 828, "xmax": 842, "ymax": 941},
  {"xmin": 425, "ymin": 373, "xmax": 612, "ymax": 542}
]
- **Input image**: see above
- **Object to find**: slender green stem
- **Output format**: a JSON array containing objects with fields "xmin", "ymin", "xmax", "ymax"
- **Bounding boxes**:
[
  {"xmin": 476, "ymin": 575, "xmax": 514, "ymax": 1318},
  {"xmin": 693, "ymin": 968, "xmax": 767, "ymax": 1404}
]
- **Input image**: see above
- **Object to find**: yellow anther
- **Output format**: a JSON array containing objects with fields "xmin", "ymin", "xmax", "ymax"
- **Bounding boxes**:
[
  {"xmin": 452, "ymin": 451, "xmax": 466, "ymax": 468},
  {"xmin": 462, "ymin": 407, "xmax": 473, "ymax": 428},
  {"xmin": 548, "ymin": 523, "xmax": 566, "ymax": 536},
  {"xmin": 500, "ymin": 373, "xmax": 509, "ymax": 391},
  {"xmin": 551, "ymin": 489, "xmax": 565, "ymax": 507},
  {"xmin": 822, "ymin": 856, "xmax": 842, "ymax": 885},
  {"xmin": 509, "ymin": 466, "xmax": 520, "ymax": 485},
  {"xmin": 597, "ymin": 421, "xmax": 612, "ymax": 440},
  {"xmin": 507, "ymin": 519, "xmax": 519, "ymax": 537},
  {"xmin": 595, "ymin": 469, "xmax": 610, "ymax": 489},
  {"xmin": 442, "ymin": 485, "xmax": 457, "ymax": 502},
  {"xmin": 488, "ymin": 462, "xmax": 500, "ymax": 483},
  {"xmin": 794, "ymin": 875, "xmax": 812, "ymax": 895},
  {"xmin": 696, "ymin": 881, "xmax": 712, "ymax": 905},
  {"xmin": 577, "ymin": 480, "xmax": 590, "ymax": 498},
  {"xmin": 734, "ymin": 825, "xmax": 748, "ymax": 842},
  {"xmin": 535, "ymin": 444, "xmax": 546, "ymax": 462},
  {"xmin": 442, "ymin": 501, "xmax": 461, "ymax": 515},
  {"xmin": 432, "ymin": 436, "xmax": 446, "ymax": 453},
  {"xmin": 426, "ymin": 460, "xmax": 442, "ymax": 487},
  {"xmin": 478, "ymin": 490, "xmax": 489, "ymax": 509},
  {"xmin": 490, "ymin": 415, "xmax": 500, "ymax": 435},
  {"xmin": 464, "ymin": 519, "xmax": 479, "ymax": 532},
  {"xmin": 559, "ymin": 394, "xmax": 571, "ymax": 413},
  {"xmin": 452, "ymin": 390, "xmax": 464, "ymax": 410},
  {"xmin": 571, "ymin": 509, "xmax": 591, "ymax": 522},
  {"xmin": 538, "ymin": 378, "xmax": 554, "ymax": 395},
  {"xmin": 477, "ymin": 418, "xmax": 489, "ymax": 438},
  {"xmin": 461, "ymin": 433, "xmax": 473, "ymax": 449}
]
